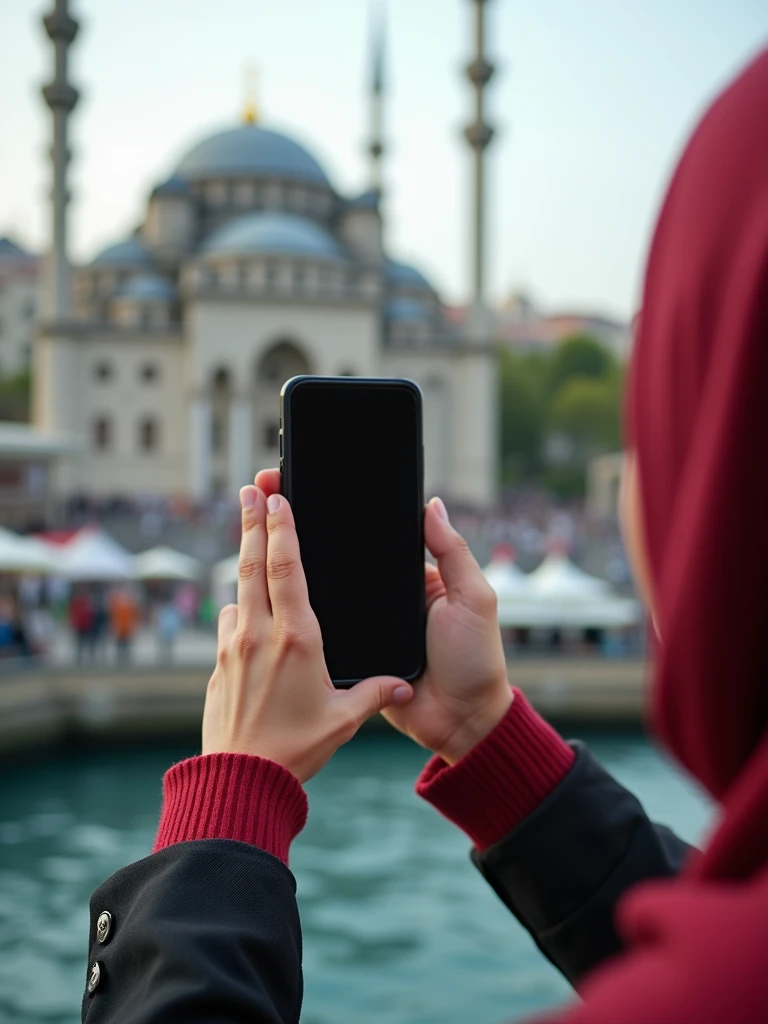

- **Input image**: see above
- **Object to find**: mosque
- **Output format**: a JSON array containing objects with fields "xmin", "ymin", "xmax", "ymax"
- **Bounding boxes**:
[{"xmin": 34, "ymin": 1, "xmax": 498, "ymax": 506}]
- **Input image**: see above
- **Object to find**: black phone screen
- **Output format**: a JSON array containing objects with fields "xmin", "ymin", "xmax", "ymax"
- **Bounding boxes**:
[{"xmin": 282, "ymin": 378, "xmax": 425, "ymax": 685}]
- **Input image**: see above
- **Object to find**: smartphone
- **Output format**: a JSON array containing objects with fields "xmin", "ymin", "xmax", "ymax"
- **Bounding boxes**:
[{"xmin": 280, "ymin": 376, "xmax": 426, "ymax": 687}]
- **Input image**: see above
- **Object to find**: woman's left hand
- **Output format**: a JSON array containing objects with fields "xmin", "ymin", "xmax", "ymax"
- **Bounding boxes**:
[{"xmin": 202, "ymin": 485, "xmax": 413, "ymax": 783}]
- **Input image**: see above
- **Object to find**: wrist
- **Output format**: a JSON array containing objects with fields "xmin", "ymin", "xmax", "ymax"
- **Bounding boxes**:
[
  {"xmin": 437, "ymin": 683, "xmax": 514, "ymax": 766},
  {"xmin": 154, "ymin": 753, "xmax": 308, "ymax": 865}
]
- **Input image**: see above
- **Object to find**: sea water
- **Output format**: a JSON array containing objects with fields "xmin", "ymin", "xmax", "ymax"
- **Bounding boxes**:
[{"xmin": 0, "ymin": 730, "xmax": 712, "ymax": 1024}]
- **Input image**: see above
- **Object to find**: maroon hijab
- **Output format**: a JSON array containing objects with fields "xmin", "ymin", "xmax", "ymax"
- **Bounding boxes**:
[
  {"xmin": 534, "ymin": 47, "xmax": 768, "ymax": 1024},
  {"xmin": 628, "ymin": 47, "xmax": 768, "ymax": 882}
]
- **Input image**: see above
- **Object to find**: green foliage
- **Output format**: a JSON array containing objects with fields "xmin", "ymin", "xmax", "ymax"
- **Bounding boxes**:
[
  {"xmin": 550, "ymin": 376, "xmax": 622, "ymax": 449},
  {"xmin": 547, "ymin": 333, "xmax": 615, "ymax": 394},
  {"xmin": 0, "ymin": 370, "xmax": 31, "ymax": 422},
  {"xmin": 498, "ymin": 333, "xmax": 624, "ymax": 498},
  {"xmin": 498, "ymin": 349, "xmax": 547, "ymax": 485}
]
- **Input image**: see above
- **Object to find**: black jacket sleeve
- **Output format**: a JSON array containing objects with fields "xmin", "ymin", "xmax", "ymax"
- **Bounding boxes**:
[
  {"xmin": 471, "ymin": 742, "xmax": 693, "ymax": 987},
  {"xmin": 82, "ymin": 839, "xmax": 302, "ymax": 1024}
]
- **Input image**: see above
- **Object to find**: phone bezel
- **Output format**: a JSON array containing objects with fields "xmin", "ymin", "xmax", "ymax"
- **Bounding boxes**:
[{"xmin": 279, "ymin": 375, "xmax": 426, "ymax": 687}]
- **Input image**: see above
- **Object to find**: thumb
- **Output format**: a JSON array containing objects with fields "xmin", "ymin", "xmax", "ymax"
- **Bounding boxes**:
[
  {"xmin": 343, "ymin": 676, "xmax": 414, "ymax": 728},
  {"xmin": 424, "ymin": 498, "xmax": 486, "ymax": 601}
]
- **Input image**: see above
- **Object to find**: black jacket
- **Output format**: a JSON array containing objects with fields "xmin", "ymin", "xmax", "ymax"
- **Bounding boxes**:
[{"xmin": 81, "ymin": 743, "xmax": 692, "ymax": 1022}]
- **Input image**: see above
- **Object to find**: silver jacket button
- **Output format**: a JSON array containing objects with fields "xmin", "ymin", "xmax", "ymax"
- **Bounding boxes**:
[
  {"xmin": 87, "ymin": 961, "xmax": 102, "ymax": 995},
  {"xmin": 96, "ymin": 910, "xmax": 113, "ymax": 944}
]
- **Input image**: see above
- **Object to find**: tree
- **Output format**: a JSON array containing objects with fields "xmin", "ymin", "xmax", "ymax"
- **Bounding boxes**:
[
  {"xmin": 549, "ymin": 375, "xmax": 623, "ymax": 451},
  {"xmin": 547, "ymin": 333, "xmax": 615, "ymax": 394},
  {"xmin": 0, "ymin": 371, "xmax": 31, "ymax": 422},
  {"xmin": 498, "ymin": 349, "xmax": 547, "ymax": 484}
]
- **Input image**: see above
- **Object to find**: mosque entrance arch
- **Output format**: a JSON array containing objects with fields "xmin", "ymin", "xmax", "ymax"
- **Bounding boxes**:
[{"xmin": 254, "ymin": 340, "xmax": 313, "ymax": 456}]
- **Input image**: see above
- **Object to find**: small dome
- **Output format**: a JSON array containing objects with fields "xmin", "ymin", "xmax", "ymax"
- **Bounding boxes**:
[
  {"xmin": 176, "ymin": 125, "xmax": 331, "ymax": 188},
  {"xmin": 386, "ymin": 258, "xmax": 433, "ymax": 293},
  {"xmin": 348, "ymin": 189, "xmax": 380, "ymax": 211},
  {"xmin": 202, "ymin": 212, "xmax": 344, "ymax": 261},
  {"xmin": 0, "ymin": 237, "xmax": 35, "ymax": 263},
  {"xmin": 386, "ymin": 297, "xmax": 433, "ymax": 322},
  {"xmin": 91, "ymin": 236, "xmax": 151, "ymax": 268},
  {"xmin": 115, "ymin": 274, "xmax": 175, "ymax": 302},
  {"xmin": 151, "ymin": 175, "xmax": 191, "ymax": 198}
]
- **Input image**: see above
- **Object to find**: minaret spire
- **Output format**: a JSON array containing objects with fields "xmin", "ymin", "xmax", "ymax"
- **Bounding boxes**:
[
  {"xmin": 242, "ymin": 66, "xmax": 260, "ymax": 125},
  {"xmin": 41, "ymin": 0, "xmax": 80, "ymax": 322},
  {"xmin": 368, "ymin": 1, "xmax": 386, "ymax": 194},
  {"xmin": 464, "ymin": 0, "xmax": 496, "ymax": 333}
]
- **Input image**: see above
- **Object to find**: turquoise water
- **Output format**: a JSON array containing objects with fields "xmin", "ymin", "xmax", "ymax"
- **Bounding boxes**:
[{"xmin": 0, "ymin": 730, "xmax": 712, "ymax": 1024}]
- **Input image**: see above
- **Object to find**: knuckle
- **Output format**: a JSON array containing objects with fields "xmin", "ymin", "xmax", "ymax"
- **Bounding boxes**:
[
  {"xmin": 267, "ymin": 552, "xmax": 298, "ymax": 581},
  {"xmin": 272, "ymin": 622, "xmax": 314, "ymax": 656},
  {"xmin": 234, "ymin": 629, "xmax": 261, "ymax": 661},
  {"xmin": 476, "ymin": 581, "xmax": 498, "ymax": 614},
  {"xmin": 241, "ymin": 505, "xmax": 262, "ymax": 533},
  {"xmin": 239, "ymin": 553, "xmax": 266, "ymax": 581},
  {"xmin": 216, "ymin": 644, "xmax": 229, "ymax": 669},
  {"xmin": 334, "ymin": 706, "xmax": 360, "ymax": 742}
]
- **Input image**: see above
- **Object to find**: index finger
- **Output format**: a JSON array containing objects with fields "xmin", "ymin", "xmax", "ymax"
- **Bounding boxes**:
[{"xmin": 264, "ymin": 493, "xmax": 313, "ymax": 625}]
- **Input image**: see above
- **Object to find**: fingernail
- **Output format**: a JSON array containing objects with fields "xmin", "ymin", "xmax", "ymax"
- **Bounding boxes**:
[
  {"xmin": 393, "ymin": 685, "xmax": 412, "ymax": 705},
  {"xmin": 240, "ymin": 487, "xmax": 257, "ymax": 509},
  {"xmin": 432, "ymin": 497, "xmax": 449, "ymax": 524},
  {"xmin": 267, "ymin": 494, "xmax": 281, "ymax": 514}
]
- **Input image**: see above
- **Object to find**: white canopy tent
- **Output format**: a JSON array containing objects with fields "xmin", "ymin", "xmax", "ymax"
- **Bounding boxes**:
[
  {"xmin": 134, "ymin": 546, "xmax": 201, "ymax": 582},
  {"xmin": 0, "ymin": 528, "xmax": 58, "ymax": 574},
  {"xmin": 211, "ymin": 554, "xmax": 239, "ymax": 610},
  {"xmin": 527, "ymin": 553, "xmax": 610, "ymax": 598},
  {"xmin": 488, "ymin": 552, "xmax": 641, "ymax": 630},
  {"xmin": 53, "ymin": 527, "xmax": 135, "ymax": 582},
  {"xmin": 482, "ymin": 548, "xmax": 531, "ymax": 626}
]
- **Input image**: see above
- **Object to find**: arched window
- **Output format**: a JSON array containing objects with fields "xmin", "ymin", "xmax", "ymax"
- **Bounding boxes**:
[
  {"xmin": 140, "ymin": 362, "xmax": 159, "ymax": 383},
  {"xmin": 211, "ymin": 367, "xmax": 232, "ymax": 456},
  {"xmin": 94, "ymin": 361, "xmax": 113, "ymax": 382},
  {"xmin": 93, "ymin": 416, "xmax": 113, "ymax": 451},
  {"xmin": 256, "ymin": 340, "xmax": 311, "ymax": 387},
  {"xmin": 139, "ymin": 416, "xmax": 159, "ymax": 453}
]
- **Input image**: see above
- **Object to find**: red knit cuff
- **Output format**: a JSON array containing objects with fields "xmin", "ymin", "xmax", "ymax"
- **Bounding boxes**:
[
  {"xmin": 416, "ymin": 688, "xmax": 575, "ymax": 851},
  {"xmin": 153, "ymin": 753, "xmax": 308, "ymax": 865}
]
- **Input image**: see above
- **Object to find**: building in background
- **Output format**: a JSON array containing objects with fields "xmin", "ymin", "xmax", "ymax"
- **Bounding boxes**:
[
  {"xmin": 0, "ymin": 238, "xmax": 39, "ymax": 376},
  {"xmin": 498, "ymin": 292, "xmax": 631, "ymax": 360},
  {"xmin": 34, "ymin": 1, "xmax": 499, "ymax": 508}
]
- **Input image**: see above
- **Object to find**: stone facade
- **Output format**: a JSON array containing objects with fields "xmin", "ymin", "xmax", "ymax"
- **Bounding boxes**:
[{"xmin": 36, "ymin": 123, "xmax": 498, "ymax": 506}]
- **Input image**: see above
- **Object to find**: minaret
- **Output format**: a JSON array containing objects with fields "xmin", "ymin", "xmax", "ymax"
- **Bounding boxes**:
[
  {"xmin": 368, "ymin": 2, "xmax": 386, "ymax": 195},
  {"xmin": 450, "ymin": 0, "xmax": 498, "ymax": 508},
  {"xmin": 41, "ymin": 0, "xmax": 79, "ymax": 321},
  {"xmin": 464, "ymin": 0, "xmax": 495, "ymax": 337}
]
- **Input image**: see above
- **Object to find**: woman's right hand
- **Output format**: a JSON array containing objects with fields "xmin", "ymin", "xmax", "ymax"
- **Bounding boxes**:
[
  {"xmin": 380, "ymin": 498, "xmax": 512, "ymax": 764},
  {"xmin": 253, "ymin": 470, "xmax": 511, "ymax": 766}
]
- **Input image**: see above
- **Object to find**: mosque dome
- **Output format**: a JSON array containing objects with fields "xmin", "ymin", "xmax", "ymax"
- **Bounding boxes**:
[
  {"xmin": 386, "ymin": 258, "xmax": 433, "ymax": 293},
  {"xmin": 91, "ymin": 236, "xmax": 152, "ymax": 267},
  {"xmin": 385, "ymin": 297, "xmax": 433, "ymax": 322},
  {"xmin": 115, "ymin": 274, "xmax": 175, "ymax": 302},
  {"xmin": 202, "ymin": 212, "xmax": 344, "ymax": 261},
  {"xmin": 150, "ymin": 175, "xmax": 191, "ymax": 199},
  {"xmin": 176, "ymin": 125, "xmax": 331, "ymax": 188}
]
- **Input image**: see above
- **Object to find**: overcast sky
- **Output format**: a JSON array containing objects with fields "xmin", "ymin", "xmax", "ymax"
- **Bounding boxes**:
[{"xmin": 2, "ymin": 1, "xmax": 767, "ymax": 317}]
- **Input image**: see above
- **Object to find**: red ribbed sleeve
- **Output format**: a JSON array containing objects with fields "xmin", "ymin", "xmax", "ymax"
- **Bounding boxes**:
[
  {"xmin": 416, "ymin": 688, "xmax": 575, "ymax": 851},
  {"xmin": 153, "ymin": 753, "xmax": 308, "ymax": 865}
]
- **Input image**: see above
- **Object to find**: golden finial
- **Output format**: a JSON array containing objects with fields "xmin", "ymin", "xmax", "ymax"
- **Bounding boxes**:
[{"xmin": 242, "ymin": 65, "xmax": 260, "ymax": 125}]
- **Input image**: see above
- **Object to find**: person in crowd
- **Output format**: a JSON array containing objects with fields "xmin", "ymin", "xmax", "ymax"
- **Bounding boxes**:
[
  {"xmin": 81, "ymin": 50, "xmax": 768, "ymax": 1023},
  {"xmin": 68, "ymin": 587, "xmax": 95, "ymax": 664},
  {"xmin": 0, "ymin": 594, "xmax": 16, "ymax": 656},
  {"xmin": 108, "ymin": 586, "xmax": 139, "ymax": 666},
  {"xmin": 155, "ymin": 595, "xmax": 182, "ymax": 663}
]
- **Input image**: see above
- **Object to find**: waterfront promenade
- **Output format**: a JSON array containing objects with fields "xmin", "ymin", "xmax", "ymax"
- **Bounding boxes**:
[{"xmin": 0, "ymin": 638, "xmax": 647, "ymax": 755}]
